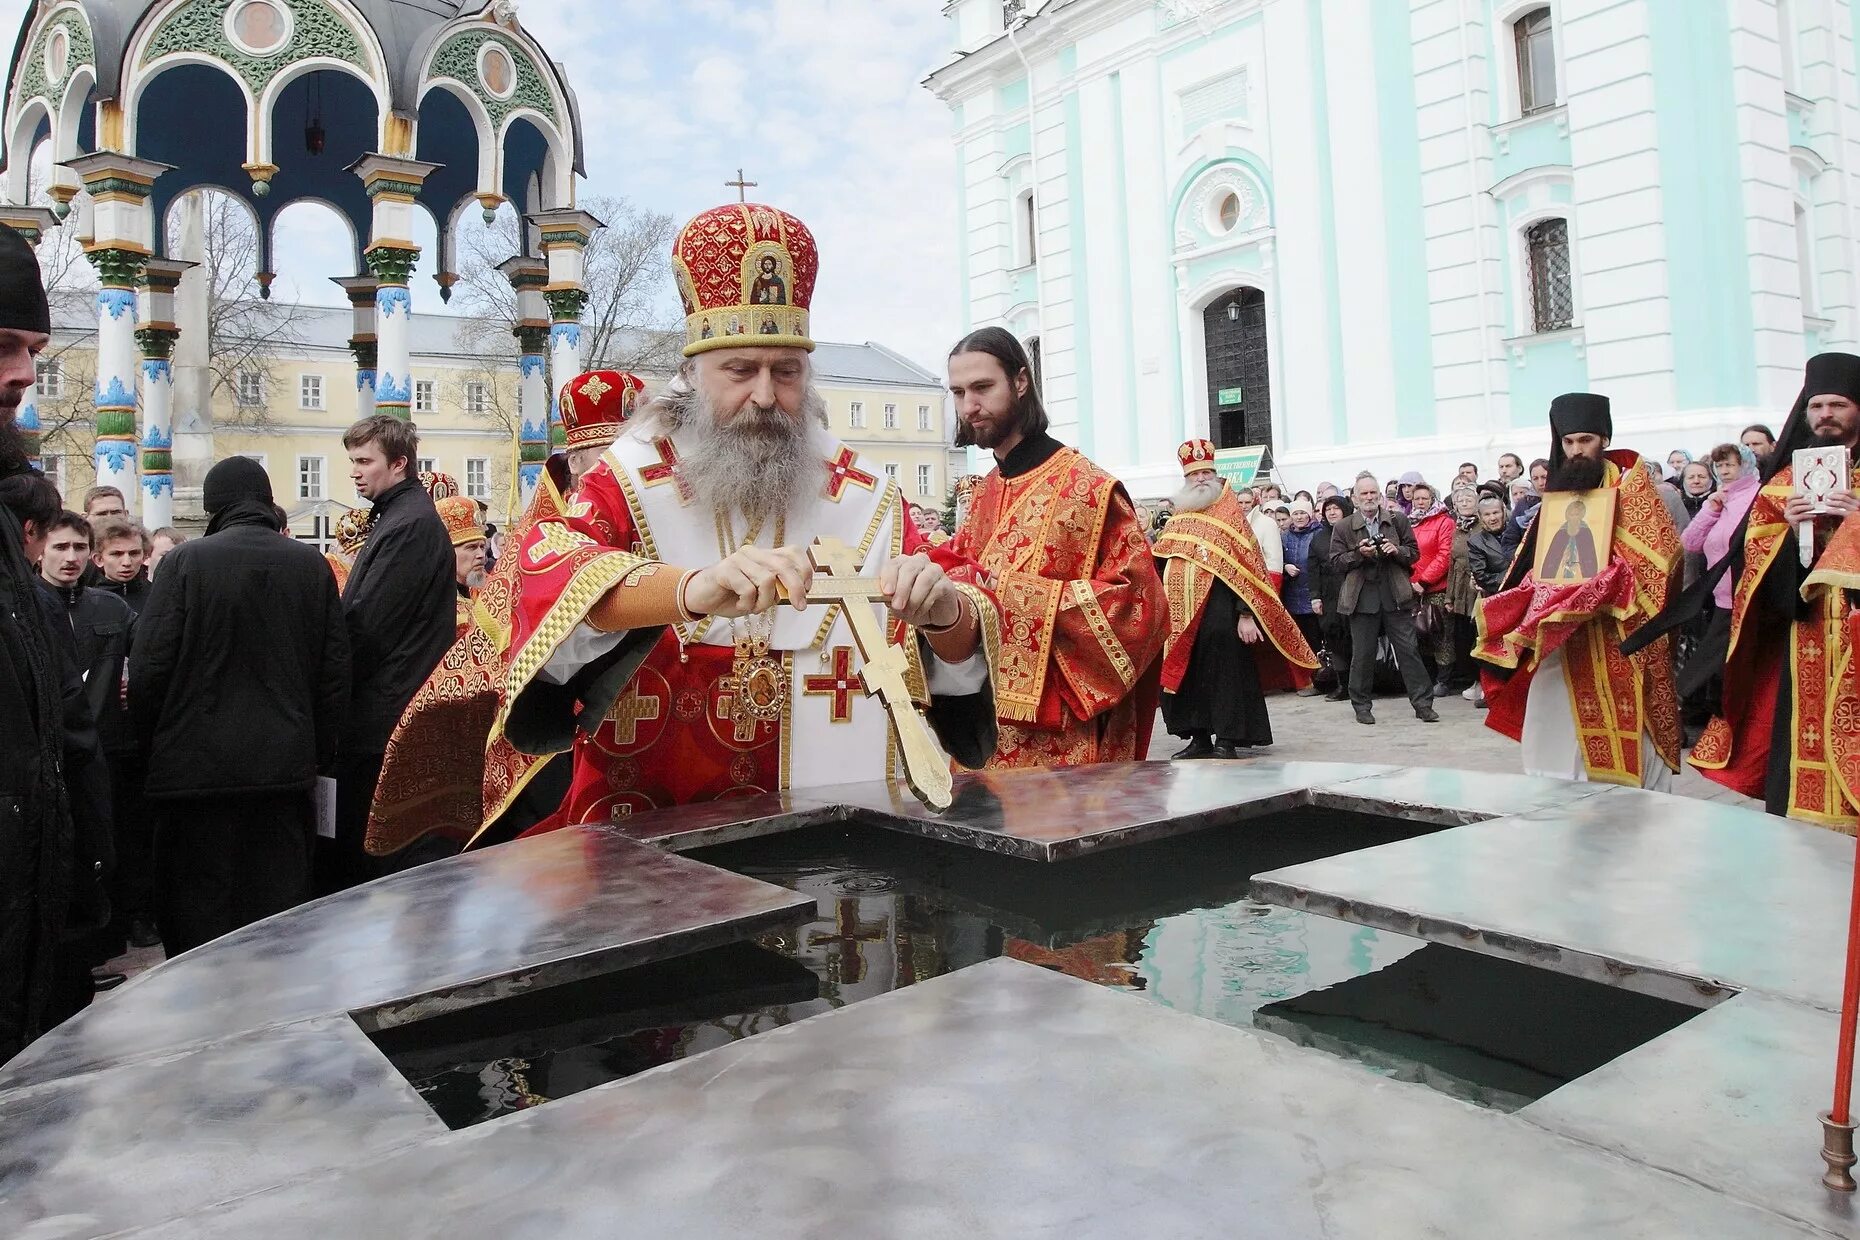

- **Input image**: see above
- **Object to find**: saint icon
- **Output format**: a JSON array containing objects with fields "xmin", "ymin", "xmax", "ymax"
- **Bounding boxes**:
[
  {"xmin": 1542, "ymin": 497, "xmax": 1599, "ymax": 581},
  {"xmin": 751, "ymin": 254, "xmax": 788, "ymax": 305}
]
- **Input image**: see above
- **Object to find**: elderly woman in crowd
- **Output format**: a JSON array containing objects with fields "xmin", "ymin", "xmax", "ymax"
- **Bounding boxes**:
[
  {"xmin": 1309, "ymin": 493, "xmax": 1355, "ymax": 700},
  {"xmin": 1677, "ymin": 442, "xmax": 1761, "ymax": 731},
  {"xmin": 1678, "ymin": 459, "xmax": 1714, "ymax": 519},
  {"xmin": 1405, "ymin": 481, "xmax": 1457, "ymax": 697}
]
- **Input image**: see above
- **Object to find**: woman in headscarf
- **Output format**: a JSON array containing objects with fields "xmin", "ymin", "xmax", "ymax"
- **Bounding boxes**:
[
  {"xmin": 1675, "ymin": 442, "xmax": 1761, "ymax": 734},
  {"xmin": 1504, "ymin": 474, "xmax": 1538, "ymax": 549},
  {"xmin": 1406, "ymin": 481, "xmax": 1457, "ymax": 696},
  {"xmin": 1678, "ymin": 459, "xmax": 1715, "ymax": 518},
  {"xmin": 1310, "ymin": 493, "xmax": 1355, "ymax": 700},
  {"xmin": 1665, "ymin": 448, "xmax": 1693, "ymax": 483},
  {"xmin": 1441, "ymin": 484, "xmax": 1484, "ymax": 697}
]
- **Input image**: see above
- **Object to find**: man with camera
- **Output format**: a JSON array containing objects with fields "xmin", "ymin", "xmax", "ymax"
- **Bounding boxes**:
[{"xmin": 1326, "ymin": 472, "xmax": 1439, "ymax": 725}]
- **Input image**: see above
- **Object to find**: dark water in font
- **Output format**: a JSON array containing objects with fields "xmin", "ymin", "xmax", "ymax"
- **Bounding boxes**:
[{"xmin": 380, "ymin": 808, "xmax": 1702, "ymax": 1128}]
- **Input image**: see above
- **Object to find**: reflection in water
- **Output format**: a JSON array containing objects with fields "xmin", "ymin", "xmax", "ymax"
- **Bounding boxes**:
[{"xmin": 404, "ymin": 817, "xmax": 1431, "ymax": 1127}]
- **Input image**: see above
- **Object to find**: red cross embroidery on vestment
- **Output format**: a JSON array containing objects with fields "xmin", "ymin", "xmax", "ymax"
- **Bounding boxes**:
[
  {"xmin": 822, "ymin": 447, "xmax": 877, "ymax": 501},
  {"xmin": 803, "ymin": 645, "xmax": 860, "ymax": 722},
  {"xmin": 639, "ymin": 437, "xmax": 694, "ymax": 503}
]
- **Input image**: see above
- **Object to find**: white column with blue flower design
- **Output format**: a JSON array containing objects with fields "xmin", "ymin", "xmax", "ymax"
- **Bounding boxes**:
[
  {"xmin": 333, "ymin": 276, "xmax": 379, "ymax": 419},
  {"xmin": 545, "ymin": 287, "xmax": 586, "ymax": 456},
  {"xmin": 532, "ymin": 208, "xmax": 603, "ymax": 459},
  {"xmin": 89, "ymin": 261, "xmax": 144, "ymax": 508},
  {"xmin": 517, "ymin": 325, "xmax": 550, "ymax": 509},
  {"xmin": 65, "ymin": 152, "xmax": 173, "ymax": 515},
  {"xmin": 135, "ymin": 259, "xmax": 191, "ymax": 530},
  {"xmin": 348, "ymin": 154, "xmax": 441, "ymax": 422}
]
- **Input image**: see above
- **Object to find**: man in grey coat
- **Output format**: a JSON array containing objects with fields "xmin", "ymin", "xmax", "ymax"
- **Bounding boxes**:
[{"xmin": 1327, "ymin": 474, "xmax": 1438, "ymax": 725}]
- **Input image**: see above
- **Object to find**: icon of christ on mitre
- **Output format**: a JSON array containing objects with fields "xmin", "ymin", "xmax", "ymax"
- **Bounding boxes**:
[{"xmin": 498, "ymin": 202, "xmax": 1005, "ymax": 826}]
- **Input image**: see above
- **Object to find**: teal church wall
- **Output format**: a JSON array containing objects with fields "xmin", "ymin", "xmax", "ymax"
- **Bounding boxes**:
[
  {"xmin": 1063, "ymin": 88, "xmax": 1096, "ymax": 456},
  {"xmin": 1372, "ymin": 0, "xmax": 1436, "ymax": 439},
  {"xmin": 1491, "ymin": 112, "xmax": 1571, "ymax": 186},
  {"xmin": 1305, "ymin": 0, "xmax": 1349, "ymax": 447},
  {"xmin": 1647, "ymin": 0, "xmax": 1756, "ymax": 409},
  {"xmin": 1508, "ymin": 336, "xmax": 1590, "ymax": 428}
]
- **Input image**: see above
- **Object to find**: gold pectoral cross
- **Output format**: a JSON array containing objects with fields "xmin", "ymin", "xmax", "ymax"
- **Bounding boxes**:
[{"xmin": 792, "ymin": 537, "xmax": 955, "ymax": 811}]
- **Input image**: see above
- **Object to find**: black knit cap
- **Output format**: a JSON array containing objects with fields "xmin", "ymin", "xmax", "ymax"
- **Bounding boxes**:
[
  {"xmin": 0, "ymin": 225, "xmax": 50, "ymax": 336},
  {"xmin": 1548, "ymin": 392, "xmax": 1612, "ymax": 469},
  {"xmin": 202, "ymin": 455, "xmax": 273, "ymax": 513}
]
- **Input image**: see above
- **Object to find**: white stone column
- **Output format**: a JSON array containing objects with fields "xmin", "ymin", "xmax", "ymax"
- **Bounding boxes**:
[
  {"xmin": 90, "ymin": 260, "xmax": 143, "ymax": 506},
  {"xmin": 65, "ymin": 152, "xmax": 171, "ymax": 518},
  {"xmin": 1729, "ymin": 0, "xmax": 1810, "ymax": 406},
  {"xmin": 135, "ymin": 258, "xmax": 190, "ymax": 530},
  {"xmin": 171, "ymin": 193, "xmax": 213, "ymax": 527},
  {"xmin": 332, "ymin": 276, "xmax": 379, "ymax": 419},
  {"xmin": 498, "ymin": 255, "xmax": 551, "ymax": 509},
  {"xmin": 349, "ymin": 154, "xmax": 441, "ymax": 420},
  {"xmin": 532, "ymin": 208, "xmax": 604, "ymax": 454}
]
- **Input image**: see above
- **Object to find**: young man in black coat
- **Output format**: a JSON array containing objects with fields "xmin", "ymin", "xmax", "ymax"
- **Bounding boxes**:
[
  {"xmin": 129, "ymin": 457, "xmax": 351, "ymax": 956},
  {"xmin": 32, "ymin": 507, "xmax": 155, "ymax": 956},
  {"xmin": 327, "ymin": 414, "xmax": 453, "ymax": 893}
]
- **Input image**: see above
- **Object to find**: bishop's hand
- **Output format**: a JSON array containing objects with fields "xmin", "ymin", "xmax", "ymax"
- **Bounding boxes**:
[
  {"xmin": 684, "ymin": 545, "xmax": 813, "ymax": 618},
  {"xmin": 879, "ymin": 552, "xmax": 964, "ymax": 631}
]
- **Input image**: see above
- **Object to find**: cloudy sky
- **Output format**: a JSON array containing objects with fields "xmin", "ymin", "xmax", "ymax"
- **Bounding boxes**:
[{"xmin": 0, "ymin": 0, "xmax": 964, "ymax": 370}]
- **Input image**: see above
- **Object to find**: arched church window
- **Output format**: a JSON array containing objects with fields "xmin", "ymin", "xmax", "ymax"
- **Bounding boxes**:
[
  {"xmin": 1797, "ymin": 201, "xmax": 1818, "ymax": 315},
  {"xmin": 1515, "ymin": 8, "xmax": 1556, "ymax": 116},
  {"xmin": 1015, "ymin": 190, "xmax": 1037, "ymax": 269},
  {"xmin": 1526, "ymin": 217, "xmax": 1573, "ymax": 333}
]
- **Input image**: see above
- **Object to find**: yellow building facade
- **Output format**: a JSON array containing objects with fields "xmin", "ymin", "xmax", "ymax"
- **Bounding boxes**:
[{"xmin": 31, "ymin": 304, "xmax": 962, "ymax": 547}]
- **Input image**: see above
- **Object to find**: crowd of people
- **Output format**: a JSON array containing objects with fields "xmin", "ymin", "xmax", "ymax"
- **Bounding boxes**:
[
  {"xmin": 4, "ymin": 196, "xmax": 1859, "ymax": 1071},
  {"xmin": 1132, "ymin": 419, "xmax": 1782, "ymax": 733}
]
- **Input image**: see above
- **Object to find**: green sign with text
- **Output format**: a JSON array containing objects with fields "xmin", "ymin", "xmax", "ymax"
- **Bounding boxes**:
[
  {"xmin": 1211, "ymin": 446, "xmax": 1267, "ymax": 487},
  {"xmin": 1217, "ymin": 386, "xmax": 1244, "ymax": 406}
]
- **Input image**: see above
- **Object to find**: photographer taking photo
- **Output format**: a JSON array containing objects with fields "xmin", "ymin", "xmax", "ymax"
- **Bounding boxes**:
[{"xmin": 1326, "ymin": 473, "xmax": 1439, "ymax": 725}]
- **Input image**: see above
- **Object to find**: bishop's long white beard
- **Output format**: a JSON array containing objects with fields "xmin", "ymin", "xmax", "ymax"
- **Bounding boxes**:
[
  {"xmin": 1172, "ymin": 478, "xmax": 1224, "ymax": 514},
  {"xmin": 639, "ymin": 384, "xmax": 829, "ymax": 527}
]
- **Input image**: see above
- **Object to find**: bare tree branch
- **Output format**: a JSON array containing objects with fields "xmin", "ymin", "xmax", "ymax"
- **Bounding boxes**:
[
  {"xmin": 167, "ymin": 191, "xmax": 308, "ymax": 432},
  {"xmin": 451, "ymin": 194, "xmax": 682, "ymax": 378}
]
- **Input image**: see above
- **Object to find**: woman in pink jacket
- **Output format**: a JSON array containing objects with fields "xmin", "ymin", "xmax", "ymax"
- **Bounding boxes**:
[{"xmin": 1678, "ymin": 442, "xmax": 1759, "ymax": 729}]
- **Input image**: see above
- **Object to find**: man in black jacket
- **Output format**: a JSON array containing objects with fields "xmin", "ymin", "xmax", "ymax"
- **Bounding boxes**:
[
  {"xmin": 0, "ymin": 220, "xmax": 109, "ymax": 1058},
  {"xmin": 89, "ymin": 516, "xmax": 151, "ymax": 617},
  {"xmin": 1327, "ymin": 474, "xmax": 1438, "ymax": 726},
  {"xmin": 34, "ymin": 509, "xmax": 154, "ymax": 954},
  {"xmin": 329, "ymin": 414, "xmax": 453, "ymax": 893},
  {"xmin": 129, "ymin": 457, "xmax": 351, "ymax": 956}
]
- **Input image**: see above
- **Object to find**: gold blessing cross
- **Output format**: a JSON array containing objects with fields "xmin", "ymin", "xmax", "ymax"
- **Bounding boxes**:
[{"xmin": 789, "ymin": 537, "xmax": 954, "ymax": 811}]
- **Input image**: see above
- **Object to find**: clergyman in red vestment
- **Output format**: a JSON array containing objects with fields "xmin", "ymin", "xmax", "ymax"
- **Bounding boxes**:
[
  {"xmin": 945, "ymin": 327, "xmax": 1166, "ymax": 769},
  {"xmin": 365, "ymin": 371, "xmax": 640, "ymax": 858},
  {"xmin": 1155, "ymin": 439, "xmax": 1318, "ymax": 758},
  {"xmin": 1476, "ymin": 392, "xmax": 1681, "ymax": 789},
  {"xmin": 495, "ymin": 203, "xmax": 1003, "ymax": 826},
  {"xmin": 1655, "ymin": 353, "xmax": 1860, "ymax": 831}
]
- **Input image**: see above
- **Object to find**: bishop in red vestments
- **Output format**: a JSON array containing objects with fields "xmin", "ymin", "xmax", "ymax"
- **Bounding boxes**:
[
  {"xmin": 945, "ymin": 328, "xmax": 1166, "ymax": 768},
  {"xmin": 496, "ymin": 204, "xmax": 1002, "ymax": 826}
]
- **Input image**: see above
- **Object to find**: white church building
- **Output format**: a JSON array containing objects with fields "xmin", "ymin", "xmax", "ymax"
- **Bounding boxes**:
[{"xmin": 926, "ymin": 0, "xmax": 1860, "ymax": 496}]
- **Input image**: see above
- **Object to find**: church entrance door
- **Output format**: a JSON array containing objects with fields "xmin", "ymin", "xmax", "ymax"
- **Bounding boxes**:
[{"xmin": 1202, "ymin": 288, "xmax": 1271, "ymax": 455}]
